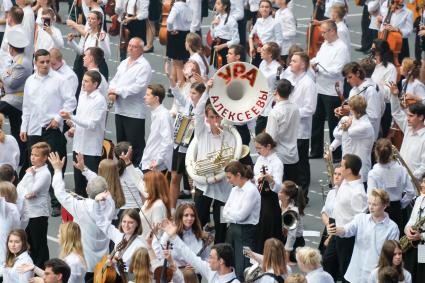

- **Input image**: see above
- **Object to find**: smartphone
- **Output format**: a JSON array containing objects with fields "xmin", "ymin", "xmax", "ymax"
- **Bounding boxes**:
[
  {"xmin": 329, "ymin": 217, "xmax": 336, "ymax": 226},
  {"xmin": 43, "ymin": 18, "xmax": 51, "ymax": 27}
]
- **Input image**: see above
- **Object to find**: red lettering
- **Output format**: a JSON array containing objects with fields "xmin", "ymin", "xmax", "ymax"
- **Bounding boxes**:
[
  {"xmin": 217, "ymin": 65, "xmax": 232, "ymax": 84},
  {"xmin": 251, "ymin": 106, "xmax": 259, "ymax": 115},
  {"xmin": 258, "ymin": 90, "xmax": 268, "ymax": 101},
  {"xmin": 228, "ymin": 111, "xmax": 235, "ymax": 121},
  {"xmin": 240, "ymin": 68, "xmax": 257, "ymax": 87},
  {"xmin": 210, "ymin": 95, "xmax": 219, "ymax": 104},
  {"xmin": 237, "ymin": 113, "xmax": 243, "ymax": 122},
  {"xmin": 222, "ymin": 108, "xmax": 228, "ymax": 117},
  {"xmin": 245, "ymin": 111, "xmax": 252, "ymax": 120},
  {"xmin": 233, "ymin": 63, "xmax": 246, "ymax": 79},
  {"xmin": 214, "ymin": 103, "xmax": 224, "ymax": 111},
  {"xmin": 256, "ymin": 100, "xmax": 265, "ymax": 108}
]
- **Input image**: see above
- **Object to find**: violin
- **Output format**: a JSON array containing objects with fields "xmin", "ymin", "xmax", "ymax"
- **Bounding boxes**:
[
  {"xmin": 105, "ymin": 0, "xmax": 116, "ymax": 17},
  {"xmin": 159, "ymin": 0, "xmax": 173, "ymax": 45},
  {"xmin": 108, "ymin": 14, "xmax": 120, "ymax": 36},
  {"xmin": 153, "ymin": 242, "xmax": 174, "ymax": 283},
  {"xmin": 306, "ymin": 0, "xmax": 324, "ymax": 58},
  {"xmin": 258, "ymin": 165, "xmax": 269, "ymax": 193}
]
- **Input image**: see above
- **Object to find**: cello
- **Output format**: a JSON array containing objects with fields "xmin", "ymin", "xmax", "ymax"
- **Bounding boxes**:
[
  {"xmin": 306, "ymin": 0, "xmax": 325, "ymax": 58},
  {"xmin": 159, "ymin": 0, "xmax": 173, "ymax": 45}
]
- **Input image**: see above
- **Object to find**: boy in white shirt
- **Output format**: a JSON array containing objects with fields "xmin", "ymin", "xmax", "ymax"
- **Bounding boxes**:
[
  {"xmin": 140, "ymin": 84, "xmax": 174, "ymax": 172},
  {"xmin": 17, "ymin": 141, "xmax": 51, "ymax": 268},
  {"xmin": 34, "ymin": 8, "xmax": 64, "ymax": 51}
]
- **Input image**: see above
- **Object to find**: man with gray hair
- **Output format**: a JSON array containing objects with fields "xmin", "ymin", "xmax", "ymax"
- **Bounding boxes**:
[{"xmin": 48, "ymin": 152, "xmax": 115, "ymax": 282}]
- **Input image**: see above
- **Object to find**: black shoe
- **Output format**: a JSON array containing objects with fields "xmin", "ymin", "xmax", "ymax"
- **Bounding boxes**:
[
  {"xmin": 51, "ymin": 206, "xmax": 61, "ymax": 217},
  {"xmin": 167, "ymin": 88, "xmax": 174, "ymax": 97},
  {"xmin": 309, "ymin": 153, "xmax": 323, "ymax": 159},
  {"xmin": 144, "ymin": 46, "xmax": 154, "ymax": 53}
]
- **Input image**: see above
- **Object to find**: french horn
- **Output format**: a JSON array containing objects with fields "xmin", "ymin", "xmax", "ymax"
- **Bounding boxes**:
[
  {"xmin": 282, "ymin": 210, "xmax": 299, "ymax": 230},
  {"xmin": 185, "ymin": 62, "xmax": 269, "ymax": 185}
]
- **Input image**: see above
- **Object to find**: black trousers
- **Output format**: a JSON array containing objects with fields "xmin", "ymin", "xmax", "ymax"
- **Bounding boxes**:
[
  {"xmin": 255, "ymin": 115, "xmax": 268, "ymax": 135},
  {"xmin": 284, "ymin": 162, "xmax": 299, "ymax": 185},
  {"xmin": 399, "ymin": 38, "xmax": 410, "ymax": 63},
  {"xmin": 120, "ymin": 19, "xmax": 147, "ymax": 61},
  {"xmin": 335, "ymin": 236, "xmax": 355, "ymax": 283},
  {"xmin": 73, "ymin": 152, "xmax": 102, "ymax": 197},
  {"xmin": 26, "ymin": 216, "xmax": 49, "ymax": 268},
  {"xmin": 226, "ymin": 223, "xmax": 257, "ymax": 281},
  {"xmin": 194, "ymin": 188, "xmax": 226, "ymax": 244},
  {"xmin": 0, "ymin": 101, "xmax": 26, "ymax": 166},
  {"xmin": 360, "ymin": 5, "xmax": 373, "ymax": 50},
  {"xmin": 235, "ymin": 124, "xmax": 253, "ymax": 166},
  {"xmin": 381, "ymin": 103, "xmax": 392, "ymax": 138},
  {"xmin": 27, "ymin": 128, "xmax": 67, "ymax": 209},
  {"xmin": 404, "ymin": 245, "xmax": 425, "ymax": 282},
  {"xmin": 297, "ymin": 139, "xmax": 311, "ymax": 197},
  {"xmin": 85, "ymin": 272, "xmax": 94, "ymax": 283},
  {"xmin": 310, "ymin": 94, "xmax": 342, "ymax": 160},
  {"xmin": 386, "ymin": 201, "xmax": 403, "ymax": 235},
  {"xmin": 323, "ymin": 235, "xmax": 339, "ymax": 282},
  {"xmin": 237, "ymin": 18, "xmax": 247, "ymax": 62},
  {"xmin": 115, "ymin": 114, "xmax": 145, "ymax": 166}
]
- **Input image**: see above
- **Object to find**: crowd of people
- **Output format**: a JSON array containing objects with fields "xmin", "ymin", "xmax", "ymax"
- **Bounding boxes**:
[{"xmin": 0, "ymin": 0, "xmax": 425, "ymax": 282}]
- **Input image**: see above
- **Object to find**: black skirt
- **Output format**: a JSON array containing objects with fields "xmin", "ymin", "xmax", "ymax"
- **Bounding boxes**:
[
  {"xmin": 149, "ymin": 0, "xmax": 162, "ymax": 21},
  {"xmin": 255, "ymin": 187, "xmax": 283, "ymax": 253},
  {"xmin": 166, "ymin": 30, "xmax": 190, "ymax": 60}
]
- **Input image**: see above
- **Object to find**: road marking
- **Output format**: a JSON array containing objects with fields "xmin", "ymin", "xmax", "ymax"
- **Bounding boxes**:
[
  {"xmin": 306, "ymin": 213, "xmax": 322, "ymax": 220},
  {"xmin": 47, "ymin": 235, "xmax": 59, "ymax": 244}
]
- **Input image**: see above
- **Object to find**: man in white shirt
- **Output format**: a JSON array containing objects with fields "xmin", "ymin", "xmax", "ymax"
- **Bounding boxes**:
[
  {"xmin": 0, "ymin": 6, "xmax": 25, "ymax": 72},
  {"xmin": 230, "ymin": 0, "xmax": 245, "ymax": 61},
  {"xmin": 60, "ymin": 70, "xmax": 106, "ymax": 198},
  {"xmin": 310, "ymin": 21, "xmax": 350, "ymax": 161},
  {"xmin": 108, "ymin": 37, "xmax": 152, "ymax": 165},
  {"xmin": 161, "ymin": 218, "xmax": 241, "ymax": 283},
  {"xmin": 266, "ymin": 79, "xmax": 300, "ymax": 184},
  {"xmin": 49, "ymin": 48, "xmax": 78, "ymax": 101},
  {"xmin": 325, "ymin": 153, "xmax": 368, "ymax": 283},
  {"xmin": 328, "ymin": 189, "xmax": 399, "ymax": 283},
  {"xmin": 288, "ymin": 51, "xmax": 317, "ymax": 202},
  {"xmin": 20, "ymin": 49, "xmax": 77, "ymax": 216},
  {"xmin": 140, "ymin": 84, "xmax": 173, "ymax": 172},
  {"xmin": 83, "ymin": 47, "xmax": 108, "ymax": 96}
]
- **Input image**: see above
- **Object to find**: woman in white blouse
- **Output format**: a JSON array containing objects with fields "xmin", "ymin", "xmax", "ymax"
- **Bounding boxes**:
[
  {"xmin": 253, "ymin": 133, "xmax": 283, "ymax": 253},
  {"xmin": 399, "ymin": 57, "xmax": 425, "ymax": 105},
  {"xmin": 248, "ymin": 0, "xmax": 283, "ymax": 67},
  {"xmin": 3, "ymin": 229, "xmax": 33, "ymax": 283},
  {"xmin": 368, "ymin": 240, "xmax": 412, "ymax": 283},
  {"xmin": 0, "ymin": 113, "xmax": 20, "ymax": 171},
  {"xmin": 296, "ymin": 247, "xmax": 333, "ymax": 283}
]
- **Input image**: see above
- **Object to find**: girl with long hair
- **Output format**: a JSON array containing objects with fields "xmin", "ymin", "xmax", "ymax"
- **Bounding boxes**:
[
  {"xmin": 0, "ymin": 113, "xmax": 20, "ymax": 171},
  {"xmin": 368, "ymin": 240, "xmax": 412, "ymax": 283},
  {"xmin": 3, "ymin": 229, "xmax": 33, "ymax": 283},
  {"xmin": 253, "ymin": 133, "xmax": 283, "ymax": 252},
  {"xmin": 397, "ymin": 58, "xmax": 425, "ymax": 105},
  {"xmin": 185, "ymin": 33, "xmax": 210, "ymax": 79},
  {"xmin": 279, "ymin": 180, "xmax": 306, "ymax": 264}
]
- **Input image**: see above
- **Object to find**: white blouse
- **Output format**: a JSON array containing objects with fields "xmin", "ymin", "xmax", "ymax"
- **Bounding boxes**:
[
  {"xmin": 140, "ymin": 199, "xmax": 168, "ymax": 238},
  {"xmin": 2, "ymin": 251, "xmax": 33, "ymax": 283},
  {"xmin": 0, "ymin": 134, "xmax": 20, "ymax": 170},
  {"xmin": 64, "ymin": 253, "xmax": 87, "ymax": 283}
]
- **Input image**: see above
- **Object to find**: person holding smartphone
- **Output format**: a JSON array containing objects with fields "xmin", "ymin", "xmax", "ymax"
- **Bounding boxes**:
[{"xmin": 34, "ymin": 8, "xmax": 63, "ymax": 51}]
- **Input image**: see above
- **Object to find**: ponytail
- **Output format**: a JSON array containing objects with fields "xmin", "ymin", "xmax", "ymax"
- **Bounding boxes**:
[
  {"xmin": 282, "ymin": 180, "xmax": 306, "ymax": 215},
  {"xmin": 114, "ymin": 141, "xmax": 132, "ymax": 176}
]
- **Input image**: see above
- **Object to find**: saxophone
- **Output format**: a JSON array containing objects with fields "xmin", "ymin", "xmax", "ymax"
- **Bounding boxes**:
[
  {"xmin": 319, "ymin": 143, "xmax": 335, "ymax": 202},
  {"xmin": 400, "ymin": 215, "xmax": 425, "ymax": 253},
  {"xmin": 392, "ymin": 145, "xmax": 421, "ymax": 195}
]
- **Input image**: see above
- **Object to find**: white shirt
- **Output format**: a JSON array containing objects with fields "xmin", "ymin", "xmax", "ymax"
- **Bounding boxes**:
[
  {"xmin": 321, "ymin": 187, "xmax": 338, "ymax": 218},
  {"xmin": 2, "ymin": 251, "xmax": 33, "ymax": 283},
  {"xmin": 380, "ymin": 4, "xmax": 413, "ymax": 37},
  {"xmin": 405, "ymin": 195, "xmax": 425, "ymax": 242},
  {"xmin": 230, "ymin": 0, "xmax": 244, "ymax": 21},
  {"xmin": 120, "ymin": 165, "xmax": 144, "ymax": 209},
  {"xmin": 368, "ymin": 0, "xmax": 384, "ymax": 30},
  {"xmin": 288, "ymin": 71, "xmax": 318, "ymax": 139},
  {"xmin": 0, "ymin": 197, "xmax": 20, "ymax": 278},
  {"xmin": 368, "ymin": 267, "xmax": 412, "ymax": 283},
  {"xmin": 391, "ymin": 94, "xmax": 425, "ymax": 179},
  {"xmin": 324, "ymin": 0, "xmax": 346, "ymax": 18},
  {"xmin": 170, "ymin": 236, "xmax": 241, "ymax": 283},
  {"xmin": 69, "ymin": 31, "xmax": 111, "ymax": 59},
  {"xmin": 249, "ymin": 16, "xmax": 283, "ymax": 47},
  {"xmin": 403, "ymin": 78, "xmax": 425, "ymax": 104},
  {"xmin": 333, "ymin": 179, "xmax": 368, "ymax": 227},
  {"xmin": 0, "ymin": 135, "xmax": 19, "ymax": 170},
  {"xmin": 336, "ymin": 21, "xmax": 351, "ymax": 56},
  {"xmin": 71, "ymin": 89, "xmax": 107, "ymax": 156},
  {"xmin": 119, "ymin": 0, "xmax": 149, "ymax": 20},
  {"xmin": 266, "ymin": 100, "xmax": 300, "ymax": 164},
  {"xmin": 167, "ymin": 1, "xmax": 192, "ymax": 31},
  {"xmin": 21, "ymin": 69, "xmax": 77, "ymax": 136},
  {"xmin": 56, "ymin": 62, "xmax": 79, "ymax": 99},
  {"xmin": 22, "ymin": 6, "xmax": 35, "ymax": 56},
  {"xmin": 254, "ymin": 152, "xmax": 283, "ymax": 193},
  {"xmin": 141, "ymin": 104, "xmax": 174, "ymax": 171},
  {"xmin": 65, "ymin": 253, "xmax": 87, "ymax": 283},
  {"xmin": 311, "ymin": 38, "xmax": 350, "ymax": 96},
  {"xmin": 190, "ymin": 53, "xmax": 210, "ymax": 79},
  {"xmin": 52, "ymin": 172, "xmax": 115, "ymax": 272},
  {"xmin": 367, "ymin": 161, "xmax": 416, "ymax": 208},
  {"xmin": 193, "ymin": 93, "xmax": 235, "ymax": 203},
  {"xmin": 223, "ymin": 180, "xmax": 261, "ymax": 225},
  {"xmin": 34, "ymin": 25, "xmax": 64, "ymax": 51},
  {"xmin": 342, "ymin": 213, "xmax": 400, "ymax": 283},
  {"xmin": 274, "ymin": 7, "xmax": 296, "ymax": 55},
  {"xmin": 140, "ymin": 199, "xmax": 168, "ymax": 239},
  {"xmin": 371, "ymin": 62, "xmax": 398, "ymax": 103},
  {"xmin": 259, "ymin": 59, "xmax": 280, "ymax": 117},
  {"xmin": 0, "ymin": 0, "xmax": 12, "ymax": 33},
  {"xmin": 187, "ymin": 0, "xmax": 202, "ymax": 32},
  {"xmin": 109, "ymin": 55, "xmax": 152, "ymax": 119},
  {"xmin": 306, "ymin": 267, "xmax": 334, "ymax": 283},
  {"xmin": 88, "ymin": 67, "xmax": 109, "ymax": 96},
  {"xmin": 17, "ymin": 164, "xmax": 51, "ymax": 218},
  {"xmin": 210, "ymin": 13, "xmax": 240, "ymax": 48},
  {"xmin": 331, "ymin": 115, "xmax": 375, "ymax": 182}
]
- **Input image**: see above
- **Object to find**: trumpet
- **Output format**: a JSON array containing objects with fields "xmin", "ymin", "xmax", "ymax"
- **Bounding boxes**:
[{"xmin": 282, "ymin": 210, "xmax": 299, "ymax": 230}]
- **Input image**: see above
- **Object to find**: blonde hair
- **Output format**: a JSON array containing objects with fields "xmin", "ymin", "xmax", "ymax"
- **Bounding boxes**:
[
  {"xmin": 0, "ymin": 181, "xmax": 17, "ymax": 203},
  {"xmin": 98, "ymin": 159, "xmax": 125, "ymax": 208},
  {"xmin": 262, "ymin": 238, "xmax": 287, "ymax": 275},
  {"xmin": 285, "ymin": 274, "xmax": 307, "ymax": 283},
  {"xmin": 371, "ymin": 188, "xmax": 390, "ymax": 206},
  {"xmin": 59, "ymin": 222, "xmax": 87, "ymax": 268},
  {"xmin": 0, "ymin": 113, "xmax": 5, "ymax": 143},
  {"xmin": 295, "ymin": 247, "xmax": 322, "ymax": 270},
  {"xmin": 182, "ymin": 269, "xmax": 199, "ymax": 283},
  {"xmin": 348, "ymin": 95, "xmax": 367, "ymax": 118},
  {"xmin": 129, "ymin": 247, "xmax": 152, "ymax": 283}
]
